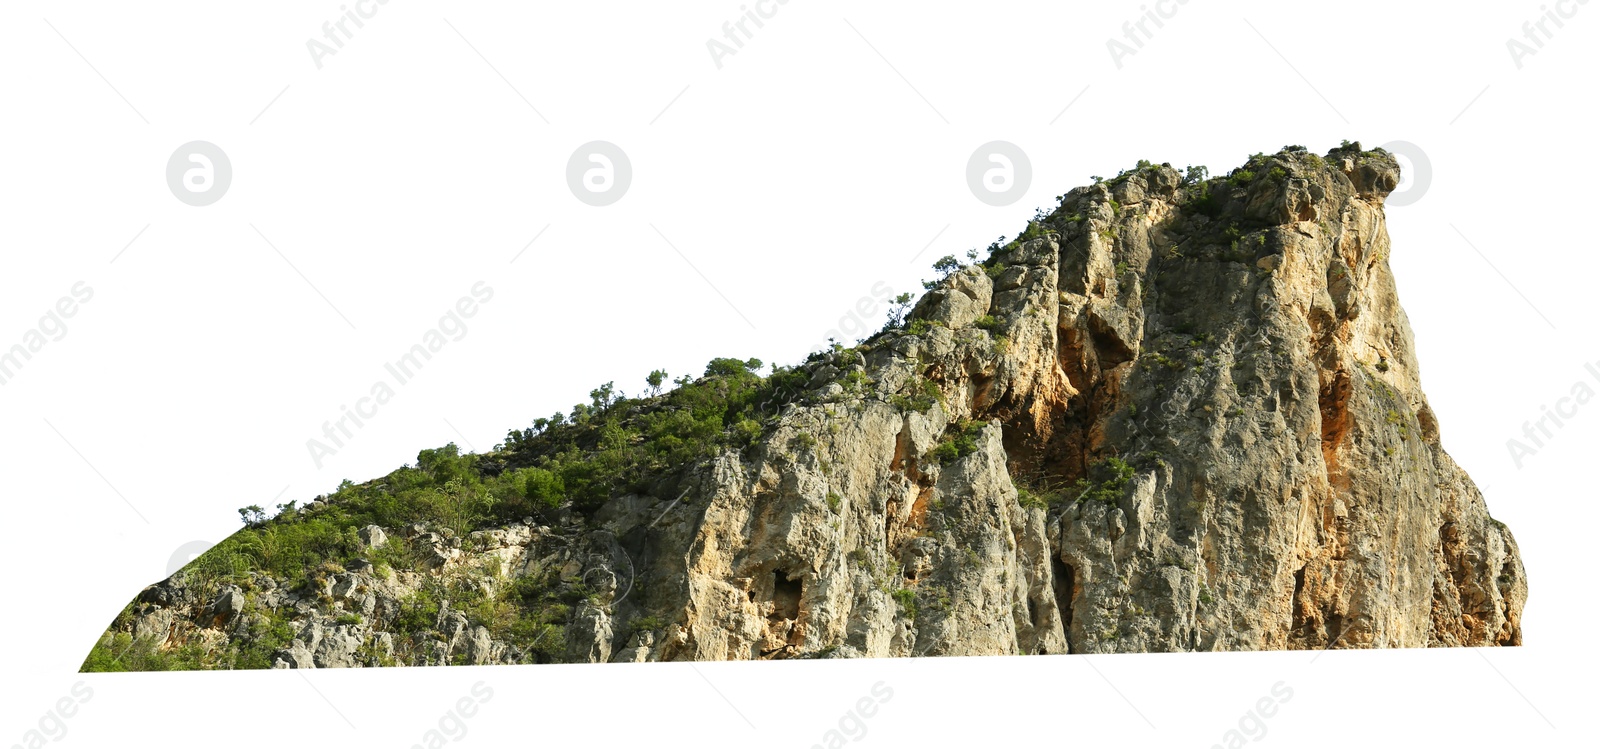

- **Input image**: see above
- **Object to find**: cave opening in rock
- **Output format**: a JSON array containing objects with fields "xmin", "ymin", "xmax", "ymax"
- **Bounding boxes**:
[{"xmin": 772, "ymin": 571, "xmax": 802, "ymax": 621}]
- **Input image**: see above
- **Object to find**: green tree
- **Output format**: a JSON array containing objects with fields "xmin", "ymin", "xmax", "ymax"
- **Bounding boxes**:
[
  {"xmin": 887, "ymin": 292, "xmax": 914, "ymax": 329},
  {"xmin": 416, "ymin": 443, "xmax": 469, "ymax": 484},
  {"xmin": 512, "ymin": 467, "xmax": 565, "ymax": 510},
  {"xmin": 704, "ymin": 358, "xmax": 762, "ymax": 378},
  {"xmin": 238, "ymin": 505, "xmax": 266, "ymax": 526},
  {"xmin": 589, "ymin": 382, "xmax": 619, "ymax": 413}
]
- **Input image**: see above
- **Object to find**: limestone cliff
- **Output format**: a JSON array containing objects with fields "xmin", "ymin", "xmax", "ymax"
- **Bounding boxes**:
[{"xmin": 83, "ymin": 143, "xmax": 1525, "ymax": 670}]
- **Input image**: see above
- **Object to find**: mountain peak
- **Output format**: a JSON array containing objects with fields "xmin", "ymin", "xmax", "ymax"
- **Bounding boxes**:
[{"xmin": 84, "ymin": 142, "xmax": 1522, "ymax": 670}]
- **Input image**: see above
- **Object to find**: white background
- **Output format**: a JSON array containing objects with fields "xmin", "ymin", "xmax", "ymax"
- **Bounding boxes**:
[{"xmin": 1, "ymin": 0, "xmax": 1594, "ymax": 746}]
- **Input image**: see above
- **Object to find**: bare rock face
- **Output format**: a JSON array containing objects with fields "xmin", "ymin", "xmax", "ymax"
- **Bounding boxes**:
[{"xmin": 85, "ymin": 144, "xmax": 1523, "ymax": 669}]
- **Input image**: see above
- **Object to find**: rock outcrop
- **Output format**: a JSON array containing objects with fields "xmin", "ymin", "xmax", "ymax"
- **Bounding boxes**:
[{"xmin": 83, "ymin": 143, "xmax": 1525, "ymax": 670}]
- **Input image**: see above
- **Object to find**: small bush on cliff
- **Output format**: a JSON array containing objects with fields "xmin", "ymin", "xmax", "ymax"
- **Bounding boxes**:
[
  {"xmin": 892, "ymin": 588, "xmax": 918, "ymax": 619},
  {"xmin": 628, "ymin": 615, "xmax": 665, "ymax": 634},
  {"xmin": 392, "ymin": 587, "xmax": 443, "ymax": 636},
  {"xmin": 1066, "ymin": 457, "xmax": 1136, "ymax": 505},
  {"xmin": 930, "ymin": 420, "xmax": 986, "ymax": 465},
  {"xmin": 1017, "ymin": 220, "xmax": 1051, "ymax": 243},
  {"xmin": 1185, "ymin": 178, "xmax": 1223, "ymax": 218},
  {"xmin": 890, "ymin": 376, "xmax": 942, "ymax": 413},
  {"xmin": 1016, "ymin": 482, "xmax": 1048, "ymax": 510}
]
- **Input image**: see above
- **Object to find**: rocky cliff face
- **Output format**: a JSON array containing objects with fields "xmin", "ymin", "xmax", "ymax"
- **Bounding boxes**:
[{"xmin": 84, "ymin": 143, "xmax": 1525, "ymax": 670}]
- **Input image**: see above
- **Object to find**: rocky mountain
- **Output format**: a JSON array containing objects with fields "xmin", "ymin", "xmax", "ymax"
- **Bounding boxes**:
[{"xmin": 82, "ymin": 142, "xmax": 1525, "ymax": 671}]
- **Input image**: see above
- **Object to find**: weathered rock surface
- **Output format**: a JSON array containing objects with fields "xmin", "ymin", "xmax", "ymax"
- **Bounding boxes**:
[{"xmin": 85, "ymin": 144, "xmax": 1524, "ymax": 669}]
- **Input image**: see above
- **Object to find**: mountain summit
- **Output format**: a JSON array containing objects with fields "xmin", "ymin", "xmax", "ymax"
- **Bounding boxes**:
[{"xmin": 85, "ymin": 142, "xmax": 1524, "ymax": 670}]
